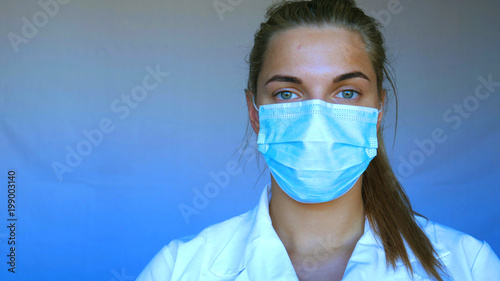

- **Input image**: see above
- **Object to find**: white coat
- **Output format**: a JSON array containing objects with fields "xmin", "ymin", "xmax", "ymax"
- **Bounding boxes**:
[{"xmin": 137, "ymin": 184, "xmax": 500, "ymax": 280}]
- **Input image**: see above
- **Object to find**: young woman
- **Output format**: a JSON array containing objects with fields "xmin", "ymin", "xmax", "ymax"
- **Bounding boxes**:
[{"xmin": 137, "ymin": 0, "xmax": 500, "ymax": 280}]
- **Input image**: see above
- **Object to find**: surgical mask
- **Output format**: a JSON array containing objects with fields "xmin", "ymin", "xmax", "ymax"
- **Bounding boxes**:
[{"xmin": 255, "ymin": 99, "xmax": 380, "ymax": 203}]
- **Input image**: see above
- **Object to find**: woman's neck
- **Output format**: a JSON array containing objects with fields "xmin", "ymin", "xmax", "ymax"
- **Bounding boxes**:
[{"xmin": 269, "ymin": 175, "xmax": 365, "ymax": 258}]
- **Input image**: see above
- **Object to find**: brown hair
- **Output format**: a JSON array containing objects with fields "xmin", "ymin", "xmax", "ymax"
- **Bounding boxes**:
[{"xmin": 244, "ymin": 0, "xmax": 446, "ymax": 279}]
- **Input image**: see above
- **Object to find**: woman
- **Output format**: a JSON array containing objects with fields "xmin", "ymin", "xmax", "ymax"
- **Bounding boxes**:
[{"xmin": 137, "ymin": 0, "xmax": 500, "ymax": 280}]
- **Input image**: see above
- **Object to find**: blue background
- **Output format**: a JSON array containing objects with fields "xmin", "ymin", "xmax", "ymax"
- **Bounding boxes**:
[{"xmin": 0, "ymin": 0, "xmax": 499, "ymax": 280}]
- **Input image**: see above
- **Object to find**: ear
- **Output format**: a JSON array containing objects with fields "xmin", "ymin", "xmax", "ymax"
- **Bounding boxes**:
[
  {"xmin": 245, "ymin": 89, "xmax": 260, "ymax": 134},
  {"xmin": 377, "ymin": 89, "xmax": 386, "ymax": 132}
]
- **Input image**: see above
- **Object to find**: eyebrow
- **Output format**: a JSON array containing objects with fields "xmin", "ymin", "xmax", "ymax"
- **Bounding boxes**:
[{"xmin": 264, "ymin": 71, "xmax": 370, "ymax": 86}]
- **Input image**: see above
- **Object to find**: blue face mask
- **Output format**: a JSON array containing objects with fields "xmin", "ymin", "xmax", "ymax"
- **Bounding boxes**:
[{"xmin": 255, "ymin": 99, "xmax": 380, "ymax": 203}]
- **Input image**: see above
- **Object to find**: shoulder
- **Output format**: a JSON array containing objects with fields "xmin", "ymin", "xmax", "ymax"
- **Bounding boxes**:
[
  {"xmin": 170, "ymin": 207, "xmax": 256, "ymax": 260},
  {"xmin": 416, "ymin": 216, "xmax": 482, "ymax": 252},
  {"xmin": 415, "ymin": 216, "xmax": 500, "ymax": 279},
  {"xmin": 136, "ymin": 207, "xmax": 257, "ymax": 281}
]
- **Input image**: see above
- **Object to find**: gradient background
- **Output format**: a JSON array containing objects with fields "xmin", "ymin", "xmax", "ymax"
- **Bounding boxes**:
[{"xmin": 0, "ymin": 0, "xmax": 499, "ymax": 280}]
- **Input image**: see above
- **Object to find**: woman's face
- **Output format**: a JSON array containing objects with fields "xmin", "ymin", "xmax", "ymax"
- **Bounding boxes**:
[{"xmin": 247, "ymin": 26, "xmax": 384, "ymax": 133}]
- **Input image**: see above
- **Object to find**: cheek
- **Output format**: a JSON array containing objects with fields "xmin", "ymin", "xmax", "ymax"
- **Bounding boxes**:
[
  {"xmin": 255, "ymin": 88, "xmax": 276, "ymax": 105},
  {"xmin": 369, "ymin": 85, "xmax": 382, "ymax": 106},
  {"xmin": 358, "ymin": 93, "xmax": 380, "ymax": 108}
]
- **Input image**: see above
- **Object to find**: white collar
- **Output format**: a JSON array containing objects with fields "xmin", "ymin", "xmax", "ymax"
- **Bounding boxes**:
[{"xmin": 208, "ymin": 183, "xmax": 450, "ymax": 279}]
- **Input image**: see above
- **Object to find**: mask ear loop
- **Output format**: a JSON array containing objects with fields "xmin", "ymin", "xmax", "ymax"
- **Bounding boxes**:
[
  {"xmin": 252, "ymin": 94, "xmax": 260, "ymax": 112},
  {"xmin": 377, "ymin": 101, "xmax": 384, "ymax": 114}
]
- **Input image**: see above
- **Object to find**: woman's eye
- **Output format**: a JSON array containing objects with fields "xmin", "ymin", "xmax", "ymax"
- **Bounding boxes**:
[
  {"xmin": 336, "ymin": 90, "xmax": 359, "ymax": 99},
  {"xmin": 276, "ymin": 91, "xmax": 298, "ymax": 100}
]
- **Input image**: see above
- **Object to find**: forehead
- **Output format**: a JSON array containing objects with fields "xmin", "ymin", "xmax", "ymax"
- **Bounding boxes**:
[{"xmin": 259, "ymin": 26, "xmax": 375, "ymax": 83}]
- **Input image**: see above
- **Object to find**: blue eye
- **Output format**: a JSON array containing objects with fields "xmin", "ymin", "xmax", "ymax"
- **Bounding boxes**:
[
  {"xmin": 336, "ymin": 90, "xmax": 359, "ymax": 99},
  {"xmin": 276, "ymin": 91, "xmax": 298, "ymax": 100}
]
